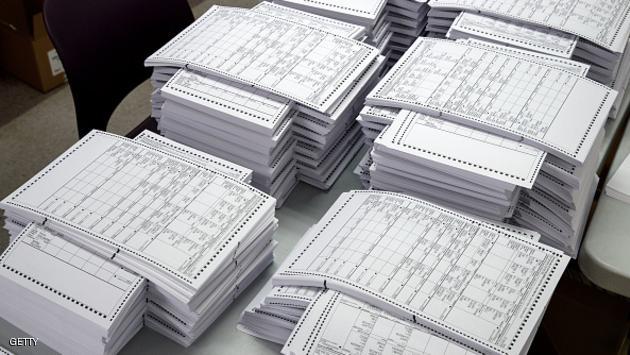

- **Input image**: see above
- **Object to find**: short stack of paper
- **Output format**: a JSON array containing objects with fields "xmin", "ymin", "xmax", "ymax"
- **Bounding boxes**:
[
  {"xmin": 145, "ymin": 5, "xmax": 383, "ymax": 202},
  {"xmin": 238, "ymin": 283, "xmax": 318, "ymax": 344},
  {"xmin": 273, "ymin": 0, "xmax": 430, "ymax": 66},
  {"xmin": 240, "ymin": 190, "xmax": 569, "ymax": 355},
  {"xmin": 427, "ymin": 0, "xmax": 630, "ymax": 117},
  {"xmin": 361, "ymin": 38, "xmax": 616, "ymax": 256},
  {"xmin": 0, "ymin": 130, "xmax": 278, "ymax": 347},
  {"xmin": 0, "ymin": 223, "xmax": 146, "ymax": 355},
  {"xmin": 370, "ymin": 110, "xmax": 543, "ymax": 221}
]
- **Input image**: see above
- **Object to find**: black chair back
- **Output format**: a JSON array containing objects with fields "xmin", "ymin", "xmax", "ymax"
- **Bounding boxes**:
[{"xmin": 43, "ymin": 0, "xmax": 194, "ymax": 137}]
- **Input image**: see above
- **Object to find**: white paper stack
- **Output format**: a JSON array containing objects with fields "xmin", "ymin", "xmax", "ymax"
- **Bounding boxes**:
[
  {"xmin": 3, "ymin": 131, "xmax": 254, "ymax": 244},
  {"xmin": 0, "ymin": 223, "xmax": 146, "ymax": 355},
  {"xmin": 155, "ymin": 70, "xmax": 298, "ymax": 205},
  {"xmin": 144, "ymin": 5, "xmax": 383, "ymax": 202},
  {"xmin": 371, "ymin": 110, "xmax": 543, "ymax": 221},
  {"xmin": 360, "ymin": 37, "xmax": 616, "ymax": 256},
  {"xmin": 273, "ymin": 0, "xmax": 430, "ymax": 66},
  {"xmin": 427, "ymin": 0, "xmax": 630, "ymax": 117},
  {"xmin": 259, "ymin": 190, "xmax": 569, "ymax": 355},
  {"xmin": 0, "ymin": 130, "xmax": 278, "ymax": 347}
]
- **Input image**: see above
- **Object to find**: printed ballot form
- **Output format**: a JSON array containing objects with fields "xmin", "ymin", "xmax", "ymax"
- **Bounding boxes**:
[
  {"xmin": 283, "ymin": 290, "xmax": 481, "ymax": 355},
  {"xmin": 146, "ymin": 6, "xmax": 379, "ymax": 113},
  {"xmin": 275, "ymin": 191, "xmax": 569, "ymax": 355},
  {"xmin": 367, "ymin": 38, "xmax": 616, "ymax": 164},
  {"xmin": 431, "ymin": 0, "xmax": 630, "ymax": 53},
  {"xmin": 1, "ymin": 131, "xmax": 275, "ymax": 301}
]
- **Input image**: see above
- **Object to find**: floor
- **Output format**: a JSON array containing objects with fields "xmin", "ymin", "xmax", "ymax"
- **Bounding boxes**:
[{"xmin": 0, "ymin": 0, "xmax": 258, "ymax": 251}]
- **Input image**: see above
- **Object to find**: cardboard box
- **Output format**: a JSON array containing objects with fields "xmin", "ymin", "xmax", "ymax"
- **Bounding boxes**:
[{"xmin": 0, "ymin": 6, "xmax": 65, "ymax": 92}]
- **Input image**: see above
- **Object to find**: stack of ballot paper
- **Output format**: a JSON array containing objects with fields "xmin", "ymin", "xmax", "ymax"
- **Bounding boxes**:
[
  {"xmin": 0, "ymin": 223, "xmax": 146, "ymax": 355},
  {"xmin": 239, "ymin": 190, "xmax": 569, "ymax": 355},
  {"xmin": 426, "ymin": 0, "xmax": 630, "ymax": 118},
  {"xmin": 2, "ymin": 130, "xmax": 253, "ymax": 242},
  {"xmin": 273, "ymin": 0, "xmax": 430, "ymax": 66},
  {"xmin": 359, "ymin": 37, "xmax": 616, "ymax": 256},
  {"xmin": 0, "ymin": 130, "xmax": 277, "ymax": 347},
  {"xmin": 145, "ymin": 4, "xmax": 384, "ymax": 202},
  {"xmin": 606, "ymin": 152, "xmax": 630, "ymax": 204}
]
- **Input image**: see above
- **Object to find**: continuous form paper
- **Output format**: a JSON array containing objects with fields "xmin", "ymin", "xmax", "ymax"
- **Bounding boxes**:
[
  {"xmin": 367, "ymin": 38, "xmax": 616, "ymax": 164},
  {"xmin": 145, "ymin": 6, "xmax": 379, "ymax": 113},
  {"xmin": 275, "ymin": 190, "xmax": 570, "ymax": 355},
  {"xmin": 283, "ymin": 290, "xmax": 480, "ymax": 355},
  {"xmin": 430, "ymin": 0, "xmax": 630, "ymax": 53},
  {"xmin": 134, "ymin": 130, "xmax": 253, "ymax": 182},
  {"xmin": 251, "ymin": 2, "xmax": 366, "ymax": 39},
  {"xmin": 275, "ymin": 0, "xmax": 388, "ymax": 24},
  {"xmin": 0, "ymin": 223, "xmax": 144, "ymax": 329},
  {"xmin": 448, "ymin": 12, "xmax": 578, "ymax": 58},
  {"xmin": 458, "ymin": 39, "xmax": 590, "ymax": 76},
  {"xmin": 160, "ymin": 69, "xmax": 294, "ymax": 136},
  {"xmin": 0, "ymin": 131, "xmax": 275, "ymax": 294},
  {"xmin": 376, "ymin": 110, "xmax": 546, "ymax": 189}
]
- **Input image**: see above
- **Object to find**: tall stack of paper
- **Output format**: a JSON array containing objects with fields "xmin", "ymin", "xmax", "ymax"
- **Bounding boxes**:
[
  {"xmin": 3, "ymin": 131, "xmax": 253, "ymax": 243},
  {"xmin": 154, "ymin": 70, "xmax": 299, "ymax": 205},
  {"xmin": 0, "ymin": 130, "xmax": 278, "ymax": 347},
  {"xmin": 273, "ymin": 0, "xmax": 430, "ymax": 66},
  {"xmin": 239, "ymin": 190, "xmax": 569, "ymax": 355},
  {"xmin": 427, "ymin": 0, "xmax": 630, "ymax": 117},
  {"xmin": 0, "ymin": 223, "xmax": 146, "ymax": 355},
  {"xmin": 360, "ymin": 38, "xmax": 616, "ymax": 256},
  {"xmin": 145, "ymin": 5, "xmax": 382, "ymax": 202}
]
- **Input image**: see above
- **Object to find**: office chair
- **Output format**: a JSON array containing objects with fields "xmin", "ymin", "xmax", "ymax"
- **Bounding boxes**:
[{"xmin": 43, "ymin": 0, "xmax": 194, "ymax": 137}]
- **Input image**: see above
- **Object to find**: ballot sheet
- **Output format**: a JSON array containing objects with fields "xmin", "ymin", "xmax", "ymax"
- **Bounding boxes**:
[
  {"xmin": 275, "ymin": 190, "xmax": 570, "ymax": 355},
  {"xmin": 367, "ymin": 38, "xmax": 616, "ymax": 164},
  {"xmin": 0, "ymin": 223, "xmax": 144, "ymax": 330},
  {"xmin": 134, "ymin": 130, "xmax": 253, "ymax": 182},
  {"xmin": 145, "ymin": 6, "xmax": 379, "ymax": 113},
  {"xmin": 251, "ymin": 2, "xmax": 366, "ymax": 39},
  {"xmin": 448, "ymin": 12, "xmax": 578, "ymax": 58},
  {"xmin": 0, "ymin": 131, "xmax": 275, "ymax": 296},
  {"xmin": 159, "ymin": 69, "xmax": 293, "ymax": 135},
  {"xmin": 457, "ymin": 39, "xmax": 590, "ymax": 76},
  {"xmin": 274, "ymin": 0, "xmax": 388, "ymax": 25},
  {"xmin": 377, "ymin": 110, "xmax": 546, "ymax": 188},
  {"xmin": 430, "ymin": 0, "xmax": 630, "ymax": 53},
  {"xmin": 283, "ymin": 290, "xmax": 481, "ymax": 355}
]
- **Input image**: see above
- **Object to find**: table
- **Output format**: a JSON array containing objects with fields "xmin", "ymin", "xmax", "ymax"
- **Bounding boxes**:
[{"xmin": 2, "ymin": 92, "xmax": 630, "ymax": 353}]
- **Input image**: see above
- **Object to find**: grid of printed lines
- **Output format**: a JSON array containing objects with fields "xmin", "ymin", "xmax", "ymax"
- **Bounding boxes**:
[
  {"xmin": 304, "ymin": 196, "xmax": 551, "ymax": 345},
  {"xmin": 34, "ymin": 142, "xmax": 260, "ymax": 276}
]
